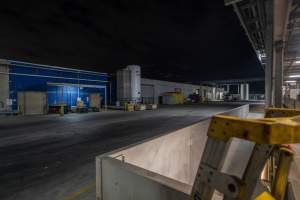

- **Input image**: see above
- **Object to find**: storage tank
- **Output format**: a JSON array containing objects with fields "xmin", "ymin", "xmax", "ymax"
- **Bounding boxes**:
[
  {"xmin": 116, "ymin": 65, "xmax": 141, "ymax": 104},
  {"xmin": 117, "ymin": 69, "xmax": 131, "ymax": 103},
  {"xmin": 126, "ymin": 65, "xmax": 141, "ymax": 103}
]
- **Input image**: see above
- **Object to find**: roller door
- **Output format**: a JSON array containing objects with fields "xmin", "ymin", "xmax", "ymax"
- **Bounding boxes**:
[{"xmin": 141, "ymin": 84, "xmax": 154, "ymax": 104}]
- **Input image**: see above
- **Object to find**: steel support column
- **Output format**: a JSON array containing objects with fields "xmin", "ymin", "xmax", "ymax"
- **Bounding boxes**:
[
  {"xmin": 265, "ymin": 0, "xmax": 274, "ymax": 107},
  {"xmin": 240, "ymin": 84, "xmax": 245, "ymax": 100},
  {"xmin": 212, "ymin": 87, "xmax": 216, "ymax": 101},
  {"xmin": 274, "ymin": 41, "xmax": 284, "ymax": 107},
  {"xmin": 245, "ymin": 83, "xmax": 249, "ymax": 100}
]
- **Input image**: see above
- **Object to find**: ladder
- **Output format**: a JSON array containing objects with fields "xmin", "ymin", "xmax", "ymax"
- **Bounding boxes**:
[{"xmin": 191, "ymin": 108, "xmax": 300, "ymax": 200}]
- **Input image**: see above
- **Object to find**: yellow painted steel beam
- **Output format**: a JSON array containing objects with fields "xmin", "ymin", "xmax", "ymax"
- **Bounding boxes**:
[
  {"xmin": 208, "ymin": 115, "xmax": 300, "ymax": 144},
  {"xmin": 255, "ymin": 192, "xmax": 276, "ymax": 200},
  {"xmin": 265, "ymin": 108, "xmax": 300, "ymax": 118},
  {"xmin": 271, "ymin": 147, "xmax": 295, "ymax": 200}
]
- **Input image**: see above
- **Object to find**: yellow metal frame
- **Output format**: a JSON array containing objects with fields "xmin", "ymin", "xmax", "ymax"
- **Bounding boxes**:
[
  {"xmin": 208, "ymin": 115, "xmax": 300, "ymax": 144},
  {"xmin": 255, "ymin": 192, "xmax": 276, "ymax": 200},
  {"xmin": 271, "ymin": 147, "xmax": 295, "ymax": 200},
  {"xmin": 205, "ymin": 107, "xmax": 299, "ymax": 200},
  {"xmin": 265, "ymin": 107, "xmax": 300, "ymax": 118}
]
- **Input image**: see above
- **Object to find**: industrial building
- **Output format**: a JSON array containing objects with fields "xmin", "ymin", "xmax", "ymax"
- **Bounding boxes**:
[
  {"xmin": 116, "ymin": 66, "xmax": 224, "ymax": 106},
  {"xmin": 224, "ymin": 0, "xmax": 300, "ymax": 109},
  {"xmin": 141, "ymin": 78, "xmax": 224, "ymax": 104},
  {"xmin": 0, "ymin": 59, "xmax": 110, "ymax": 115},
  {"xmin": 0, "ymin": 60, "xmax": 227, "ymax": 115},
  {"xmin": 2, "ymin": 1, "xmax": 300, "ymax": 200}
]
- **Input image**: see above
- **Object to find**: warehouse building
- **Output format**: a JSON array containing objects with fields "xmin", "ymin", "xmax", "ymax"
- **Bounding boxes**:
[
  {"xmin": 0, "ymin": 59, "xmax": 111, "ymax": 115},
  {"xmin": 141, "ymin": 78, "xmax": 224, "ymax": 104},
  {"xmin": 0, "ymin": 60, "xmax": 224, "ymax": 115},
  {"xmin": 116, "ymin": 66, "xmax": 224, "ymax": 105}
]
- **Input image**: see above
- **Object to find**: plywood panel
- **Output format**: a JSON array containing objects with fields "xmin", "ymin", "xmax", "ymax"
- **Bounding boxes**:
[
  {"xmin": 89, "ymin": 93, "xmax": 101, "ymax": 108},
  {"xmin": 18, "ymin": 92, "xmax": 47, "ymax": 115}
]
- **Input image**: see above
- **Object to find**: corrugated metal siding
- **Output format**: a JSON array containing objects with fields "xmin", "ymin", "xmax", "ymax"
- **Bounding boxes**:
[{"xmin": 8, "ymin": 60, "xmax": 112, "ymax": 111}]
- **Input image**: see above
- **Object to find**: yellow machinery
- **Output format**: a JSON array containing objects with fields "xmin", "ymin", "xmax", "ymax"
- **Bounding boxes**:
[
  {"xmin": 124, "ymin": 102, "xmax": 135, "ymax": 112},
  {"xmin": 162, "ymin": 92, "xmax": 184, "ymax": 105},
  {"xmin": 60, "ymin": 104, "xmax": 64, "ymax": 116},
  {"xmin": 191, "ymin": 108, "xmax": 300, "ymax": 200}
]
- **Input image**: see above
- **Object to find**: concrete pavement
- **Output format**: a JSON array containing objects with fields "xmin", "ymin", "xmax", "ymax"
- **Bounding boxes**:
[{"xmin": 0, "ymin": 104, "xmax": 236, "ymax": 200}]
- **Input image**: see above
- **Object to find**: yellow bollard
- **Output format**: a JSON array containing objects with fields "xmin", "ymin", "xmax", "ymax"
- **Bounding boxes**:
[{"xmin": 60, "ymin": 104, "xmax": 64, "ymax": 116}]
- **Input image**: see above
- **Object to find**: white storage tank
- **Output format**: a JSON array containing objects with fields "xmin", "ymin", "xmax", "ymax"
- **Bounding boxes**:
[
  {"xmin": 117, "ymin": 69, "xmax": 131, "ymax": 103},
  {"xmin": 126, "ymin": 65, "xmax": 141, "ymax": 103},
  {"xmin": 117, "ymin": 65, "xmax": 141, "ymax": 104}
]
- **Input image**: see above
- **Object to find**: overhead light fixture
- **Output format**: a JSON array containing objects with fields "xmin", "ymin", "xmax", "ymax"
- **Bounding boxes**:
[
  {"xmin": 285, "ymin": 80, "xmax": 296, "ymax": 83},
  {"xmin": 295, "ymin": 60, "xmax": 300, "ymax": 64},
  {"xmin": 289, "ymin": 75, "xmax": 300, "ymax": 78}
]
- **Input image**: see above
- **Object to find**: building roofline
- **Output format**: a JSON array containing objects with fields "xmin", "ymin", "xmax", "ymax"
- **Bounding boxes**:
[{"xmin": 5, "ymin": 59, "xmax": 109, "ymax": 76}]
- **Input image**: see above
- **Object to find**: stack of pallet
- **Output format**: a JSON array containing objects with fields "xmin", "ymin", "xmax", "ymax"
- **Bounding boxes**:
[{"xmin": 124, "ymin": 103, "xmax": 135, "ymax": 112}]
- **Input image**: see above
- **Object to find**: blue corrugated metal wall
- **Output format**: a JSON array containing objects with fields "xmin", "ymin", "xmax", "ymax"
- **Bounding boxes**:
[
  {"xmin": 8, "ymin": 60, "xmax": 113, "ymax": 111},
  {"xmin": 46, "ymin": 86, "xmax": 105, "ymax": 107}
]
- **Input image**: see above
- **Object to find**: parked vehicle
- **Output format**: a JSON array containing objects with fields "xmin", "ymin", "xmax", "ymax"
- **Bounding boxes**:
[{"xmin": 224, "ymin": 93, "xmax": 241, "ymax": 101}]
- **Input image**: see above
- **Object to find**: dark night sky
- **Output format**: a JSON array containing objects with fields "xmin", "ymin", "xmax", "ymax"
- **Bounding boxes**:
[{"xmin": 0, "ymin": 0, "xmax": 264, "ymax": 82}]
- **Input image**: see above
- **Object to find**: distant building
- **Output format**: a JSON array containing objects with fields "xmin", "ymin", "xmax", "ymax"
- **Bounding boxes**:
[
  {"xmin": 0, "ymin": 60, "xmax": 224, "ymax": 115},
  {"xmin": 0, "ymin": 59, "xmax": 111, "ymax": 114}
]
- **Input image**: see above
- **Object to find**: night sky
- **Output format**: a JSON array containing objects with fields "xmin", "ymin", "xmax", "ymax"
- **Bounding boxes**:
[{"xmin": 0, "ymin": 0, "xmax": 263, "ymax": 83}]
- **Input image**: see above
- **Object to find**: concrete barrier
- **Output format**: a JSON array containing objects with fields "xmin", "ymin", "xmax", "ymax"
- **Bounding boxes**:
[{"xmin": 96, "ymin": 105, "xmax": 254, "ymax": 200}]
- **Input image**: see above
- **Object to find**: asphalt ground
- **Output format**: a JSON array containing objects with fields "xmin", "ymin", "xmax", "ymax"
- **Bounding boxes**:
[{"xmin": 0, "ymin": 104, "xmax": 235, "ymax": 200}]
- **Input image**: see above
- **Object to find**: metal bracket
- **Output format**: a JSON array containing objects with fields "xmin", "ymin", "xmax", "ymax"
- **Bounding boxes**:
[
  {"xmin": 197, "ymin": 164, "xmax": 241, "ymax": 198},
  {"xmin": 265, "ymin": 107, "xmax": 300, "ymax": 118},
  {"xmin": 208, "ymin": 115, "xmax": 300, "ymax": 144},
  {"xmin": 192, "ymin": 107, "xmax": 300, "ymax": 200}
]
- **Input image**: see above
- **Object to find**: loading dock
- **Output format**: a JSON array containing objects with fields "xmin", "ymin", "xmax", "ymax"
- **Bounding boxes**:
[
  {"xmin": 47, "ymin": 83, "xmax": 107, "ymax": 111},
  {"xmin": 0, "ymin": 60, "xmax": 111, "ymax": 115}
]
